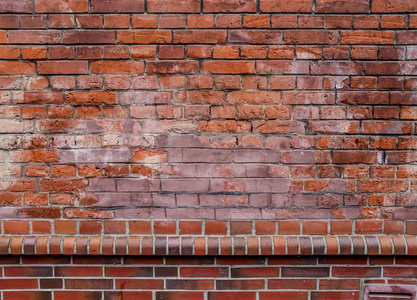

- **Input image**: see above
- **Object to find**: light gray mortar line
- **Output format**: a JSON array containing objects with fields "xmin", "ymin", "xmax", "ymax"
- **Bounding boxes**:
[
  {"xmin": 112, "ymin": 236, "xmax": 116, "ymax": 255},
  {"xmin": 403, "ymin": 235, "xmax": 408, "ymax": 255},
  {"xmin": 320, "ymin": 235, "xmax": 326, "ymax": 255},
  {"xmin": 86, "ymin": 235, "xmax": 90, "ymax": 255},
  {"xmin": 388, "ymin": 235, "xmax": 394, "ymax": 255},
  {"xmin": 348, "ymin": 235, "xmax": 354, "ymax": 255},
  {"xmin": 336, "ymin": 235, "xmax": 340, "ymax": 255},
  {"xmin": 359, "ymin": 235, "xmax": 366, "ymax": 255},
  {"xmin": 72, "ymin": 236, "xmax": 76, "ymax": 254},
  {"xmin": 231, "ymin": 235, "xmax": 235, "ymax": 255},
  {"xmin": 377, "ymin": 234, "xmax": 382, "ymax": 255}
]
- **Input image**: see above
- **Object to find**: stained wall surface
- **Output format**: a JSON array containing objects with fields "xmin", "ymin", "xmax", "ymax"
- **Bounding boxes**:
[
  {"xmin": 1, "ymin": 0, "xmax": 416, "ymax": 229},
  {"xmin": 0, "ymin": 0, "xmax": 417, "ymax": 298}
]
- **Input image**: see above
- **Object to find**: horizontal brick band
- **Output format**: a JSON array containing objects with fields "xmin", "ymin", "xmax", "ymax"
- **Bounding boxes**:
[
  {"xmin": 0, "ymin": 235, "xmax": 414, "ymax": 256},
  {"xmin": 2, "ymin": 219, "xmax": 414, "ymax": 236}
]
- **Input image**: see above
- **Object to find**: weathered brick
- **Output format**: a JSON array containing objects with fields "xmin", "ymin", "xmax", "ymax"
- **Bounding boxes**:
[
  {"xmin": 91, "ymin": 61, "xmax": 144, "ymax": 74},
  {"xmin": 372, "ymin": 0, "xmax": 417, "ymax": 13},
  {"xmin": 91, "ymin": 0, "xmax": 144, "ymax": 12},
  {"xmin": 260, "ymin": 0, "xmax": 313, "ymax": 12},
  {"xmin": 35, "ymin": 0, "xmax": 88, "ymax": 12},
  {"xmin": 65, "ymin": 91, "xmax": 116, "ymax": 104},
  {"xmin": 229, "ymin": 30, "xmax": 282, "ymax": 44},
  {"xmin": 316, "ymin": 0, "xmax": 369, "ymax": 13},
  {"xmin": 37, "ymin": 61, "xmax": 88, "ymax": 75},
  {"xmin": 174, "ymin": 30, "xmax": 226, "ymax": 44},
  {"xmin": 63, "ymin": 31, "xmax": 115, "ymax": 44},
  {"xmin": 148, "ymin": 0, "xmax": 200, "ymax": 12},
  {"xmin": 341, "ymin": 31, "xmax": 395, "ymax": 44}
]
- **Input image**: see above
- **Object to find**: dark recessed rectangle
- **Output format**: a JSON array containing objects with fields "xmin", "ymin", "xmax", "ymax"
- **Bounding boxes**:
[
  {"xmin": 369, "ymin": 292, "xmax": 412, "ymax": 299},
  {"xmin": 365, "ymin": 285, "xmax": 417, "ymax": 300}
]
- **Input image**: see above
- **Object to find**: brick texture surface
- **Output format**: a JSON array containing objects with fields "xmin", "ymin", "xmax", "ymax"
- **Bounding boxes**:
[
  {"xmin": 0, "ymin": 0, "xmax": 416, "ymax": 223},
  {"xmin": 0, "ymin": 1, "xmax": 416, "ymax": 288},
  {"xmin": 0, "ymin": 255, "xmax": 414, "ymax": 300}
]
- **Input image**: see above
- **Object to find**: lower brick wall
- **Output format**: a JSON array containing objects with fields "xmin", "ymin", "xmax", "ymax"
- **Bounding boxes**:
[{"xmin": 1, "ymin": 255, "xmax": 416, "ymax": 300}]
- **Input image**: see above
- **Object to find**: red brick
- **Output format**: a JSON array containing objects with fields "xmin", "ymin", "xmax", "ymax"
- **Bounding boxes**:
[
  {"xmin": 0, "ymin": 0, "xmax": 33, "ymax": 12},
  {"xmin": 174, "ymin": 30, "xmax": 227, "ymax": 44},
  {"xmin": 21, "ymin": 46, "xmax": 47, "ymax": 60},
  {"xmin": 316, "ymin": 0, "xmax": 369, "ymax": 12},
  {"xmin": 91, "ymin": 0, "xmax": 144, "ymax": 12},
  {"xmin": 0, "ymin": 15, "xmax": 18, "ymax": 28},
  {"xmin": 49, "ymin": 14, "xmax": 75, "ymax": 28},
  {"xmin": 358, "ymin": 180, "xmax": 408, "ymax": 193},
  {"xmin": 213, "ymin": 46, "xmax": 239, "ymax": 59},
  {"xmin": 303, "ymin": 221, "xmax": 328, "ymax": 235},
  {"xmin": 205, "ymin": 221, "xmax": 228, "ymax": 235},
  {"xmin": 38, "ymin": 61, "xmax": 88, "ymax": 75},
  {"xmin": 65, "ymin": 91, "xmax": 116, "ymax": 105},
  {"xmin": 4, "ymin": 292, "xmax": 52, "ymax": 300},
  {"xmin": 230, "ymin": 221, "xmax": 252, "ymax": 235},
  {"xmin": 35, "ymin": 0, "xmax": 87, "ymax": 12},
  {"xmin": 0, "ymin": 46, "xmax": 19, "ymax": 59},
  {"xmin": 148, "ymin": 0, "xmax": 200, "ymax": 12},
  {"xmin": 333, "ymin": 267, "xmax": 381, "ymax": 277},
  {"xmin": 341, "ymin": 31, "xmax": 395, "ymax": 44},
  {"xmin": 181, "ymin": 267, "xmax": 229, "ymax": 278},
  {"xmin": 54, "ymin": 291, "xmax": 102, "ymax": 300},
  {"xmin": 131, "ymin": 15, "xmax": 157, "ymax": 28},
  {"xmin": 372, "ymin": 0, "xmax": 417, "ymax": 12},
  {"xmin": 256, "ymin": 221, "xmax": 276, "ymax": 235},
  {"xmin": 260, "ymin": 292, "xmax": 308, "ymax": 300},
  {"xmin": 4, "ymin": 221, "xmax": 30, "ymax": 234},
  {"xmin": 160, "ymin": 15, "xmax": 185, "ymax": 28},
  {"xmin": 209, "ymin": 292, "xmax": 256, "ymax": 300},
  {"xmin": 353, "ymin": 15, "xmax": 380, "ymax": 29},
  {"xmin": 188, "ymin": 15, "xmax": 214, "ymax": 28},
  {"xmin": 286, "ymin": 30, "xmax": 338, "ymax": 44},
  {"xmin": 0, "ymin": 62, "xmax": 36, "ymax": 75},
  {"xmin": 91, "ymin": 61, "xmax": 144, "ymax": 75},
  {"xmin": 147, "ymin": 61, "xmax": 199, "ymax": 74},
  {"xmin": 157, "ymin": 292, "xmax": 204, "ymax": 300},
  {"xmin": 160, "ymin": 46, "xmax": 184, "ymax": 59},
  {"xmin": 216, "ymin": 279, "xmax": 264, "ymax": 290},
  {"xmin": 154, "ymin": 221, "xmax": 176, "ymax": 234},
  {"xmin": 215, "ymin": 15, "xmax": 242, "ymax": 28},
  {"xmin": 204, "ymin": 0, "xmax": 256, "ymax": 12},
  {"xmin": 179, "ymin": 221, "xmax": 202, "ymax": 235},
  {"xmin": 269, "ymin": 279, "xmax": 316, "ymax": 290},
  {"xmin": 278, "ymin": 221, "xmax": 300, "ymax": 235},
  {"xmin": 229, "ymin": 30, "xmax": 282, "ymax": 44},
  {"xmin": 311, "ymin": 292, "xmax": 359, "ymax": 300},
  {"xmin": 76, "ymin": 15, "xmax": 102, "ymax": 28},
  {"xmin": 260, "ymin": 0, "xmax": 312, "ymax": 12}
]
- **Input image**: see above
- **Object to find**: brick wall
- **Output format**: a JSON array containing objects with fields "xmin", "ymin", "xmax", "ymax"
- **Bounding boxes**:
[
  {"xmin": 0, "ymin": 0, "xmax": 416, "ymax": 224},
  {"xmin": 1, "ymin": 256, "xmax": 417, "ymax": 300},
  {"xmin": 0, "ymin": 0, "xmax": 416, "ymax": 296}
]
